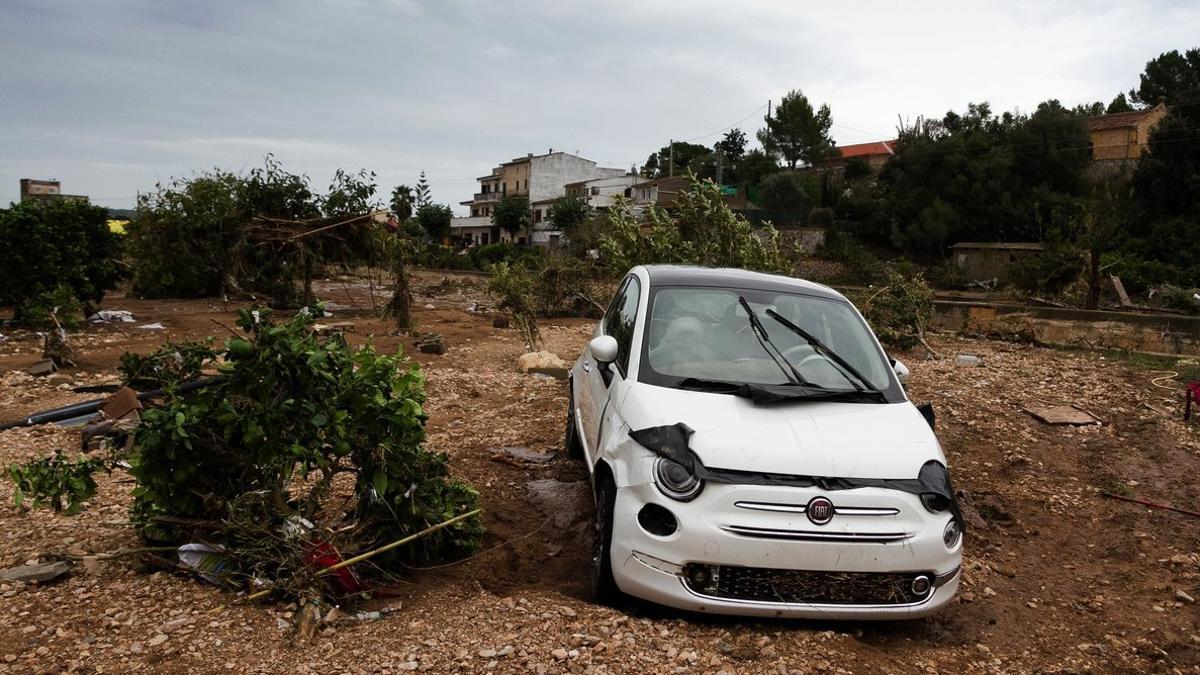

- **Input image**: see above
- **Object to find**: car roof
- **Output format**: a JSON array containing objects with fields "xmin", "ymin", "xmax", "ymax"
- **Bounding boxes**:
[{"xmin": 639, "ymin": 265, "xmax": 847, "ymax": 302}]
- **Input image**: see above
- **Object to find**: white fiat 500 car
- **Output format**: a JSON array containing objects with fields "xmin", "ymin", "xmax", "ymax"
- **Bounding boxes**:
[{"xmin": 566, "ymin": 265, "xmax": 961, "ymax": 619}]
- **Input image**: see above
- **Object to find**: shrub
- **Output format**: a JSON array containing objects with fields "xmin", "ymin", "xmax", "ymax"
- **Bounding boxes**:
[
  {"xmin": 0, "ymin": 198, "xmax": 121, "ymax": 322},
  {"xmin": 23, "ymin": 285, "xmax": 85, "ymax": 330},
  {"xmin": 1006, "ymin": 243, "xmax": 1083, "ymax": 297},
  {"xmin": 488, "ymin": 262, "xmax": 540, "ymax": 349},
  {"xmin": 469, "ymin": 242, "xmax": 544, "ymax": 270},
  {"xmin": 807, "ymin": 207, "xmax": 835, "ymax": 228},
  {"xmin": 861, "ymin": 269, "xmax": 935, "ymax": 350}
]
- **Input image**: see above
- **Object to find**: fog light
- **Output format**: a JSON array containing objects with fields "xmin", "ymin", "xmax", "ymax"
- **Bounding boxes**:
[
  {"xmin": 637, "ymin": 503, "xmax": 678, "ymax": 536},
  {"xmin": 943, "ymin": 519, "xmax": 962, "ymax": 548},
  {"xmin": 685, "ymin": 563, "xmax": 719, "ymax": 591},
  {"xmin": 911, "ymin": 575, "xmax": 932, "ymax": 596}
]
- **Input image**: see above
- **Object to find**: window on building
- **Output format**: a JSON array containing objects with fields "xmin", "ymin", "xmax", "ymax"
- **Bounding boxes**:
[
  {"xmin": 534, "ymin": 209, "xmax": 542, "ymax": 223},
  {"xmin": 591, "ymin": 187, "xmax": 600, "ymax": 196}
]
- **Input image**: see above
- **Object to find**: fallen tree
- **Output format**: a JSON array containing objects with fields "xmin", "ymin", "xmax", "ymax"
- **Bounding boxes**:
[{"xmin": 8, "ymin": 305, "xmax": 483, "ymax": 601}]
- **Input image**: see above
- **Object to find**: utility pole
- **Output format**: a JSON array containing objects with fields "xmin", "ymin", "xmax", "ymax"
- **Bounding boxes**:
[
  {"xmin": 715, "ymin": 152, "xmax": 723, "ymax": 185},
  {"xmin": 668, "ymin": 139, "xmax": 674, "ymax": 178}
]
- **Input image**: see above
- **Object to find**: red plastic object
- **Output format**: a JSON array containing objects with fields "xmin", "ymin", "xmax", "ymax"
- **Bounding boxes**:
[{"xmin": 304, "ymin": 541, "xmax": 362, "ymax": 594}]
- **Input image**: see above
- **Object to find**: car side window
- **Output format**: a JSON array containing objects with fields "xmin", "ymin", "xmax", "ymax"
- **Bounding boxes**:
[{"xmin": 604, "ymin": 277, "xmax": 641, "ymax": 375}]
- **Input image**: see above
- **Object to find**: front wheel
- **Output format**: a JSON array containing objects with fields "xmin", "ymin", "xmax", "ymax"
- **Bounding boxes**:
[
  {"xmin": 591, "ymin": 475, "xmax": 620, "ymax": 604},
  {"xmin": 565, "ymin": 380, "xmax": 584, "ymax": 459}
]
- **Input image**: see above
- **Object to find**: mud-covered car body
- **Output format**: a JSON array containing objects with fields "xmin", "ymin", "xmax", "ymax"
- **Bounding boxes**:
[{"xmin": 567, "ymin": 265, "xmax": 961, "ymax": 619}]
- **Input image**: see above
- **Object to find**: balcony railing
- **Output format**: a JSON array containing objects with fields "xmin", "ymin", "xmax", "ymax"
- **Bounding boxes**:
[{"xmin": 470, "ymin": 191, "xmax": 503, "ymax": 203}]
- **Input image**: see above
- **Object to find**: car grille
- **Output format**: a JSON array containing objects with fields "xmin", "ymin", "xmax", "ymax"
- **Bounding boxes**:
[{"xmin": 681, "ymin": 563, "xmax": 932, "ymax": 605}]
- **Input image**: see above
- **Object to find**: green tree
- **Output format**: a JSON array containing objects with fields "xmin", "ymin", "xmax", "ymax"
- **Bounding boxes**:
[
  {"xmin": 549, "ymin": 196, "xmax": 592, "ymax": 234},
  {"xmin": 715, "ymin": 128, "xmax": 748, "ymax": 163},
  {"xmin": 492, "ymin": 195, "xmax": 531, "ymax": 240},
  {"xmin": 755, "ymin": 172, "xmax": 810, "ymax": 211},
  {"xmin": 415, "ymin": 203, "xmax": 453, "ymax": 241},
  {"xmin": 1106, "ymin": 93, "xmax": 1134, "ymax": 113},
  {"xmin": 0, "ymin": 199, "xmax": 121, "ymax": 321},
  {"xmin": 415, "ymin": 171, "xmax": 432, "ymax": 208},
  {"xmin": 740, "ymin": 148, "xmax": 781, "ymax": 191},
  {"xmin": 1131, "ymin": 48, "xmax": 1200, "ymax": 106},
  {"xmin": 642, "ymin": 141, "xmax": 712, "ymax": 178},
  {"xmin": 757, "ymin": 90, "xmax": 836, "ymax": 169},
  {"xmin": 391, "ymin": 185, "xmax": 415, "ymax": 220},
  {"xmin": 1075, "ymin": 176, "xmax": 1129, "ymax": 309},
  {"xmin": 322, "ymin": 169, "xmax": 379, "ymax": 217}
]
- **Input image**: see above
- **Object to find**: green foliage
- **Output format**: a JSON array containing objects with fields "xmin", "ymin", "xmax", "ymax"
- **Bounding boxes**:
[
  {"xmin": 415, "ymin": 171, "xmax": 432, "ymax": 208},
  {"xmin": 1006, "ymin": 243, "xmax": 1083, "ymax": 296},
  {"xmin": 390, "ymin": 185, "xmax": 415, "ymax": 220},
  {"xmin": 23, "ymin": 285, "xmax": 84, "ymax": 330},
  {"xmin": 756, "ymin": 172, "xmax": 811, "ymax": 211},
  {"xmin": 415, "ymin": 203, "xmax": 453, "ymax": 241},
  {"xmin": 488, "ymin": 262, "xmax": 540, "ymax": 348},
  {"xmin": 1131, "ymin": 48, "xmax": 1200, "ymax": 106},
  {"xmin": 808, "ymin": 207, "xmax": 835, "ymax": 228},
  {"xmin": 861, "ymin": 269, "xmax": 935, "ymax": 349},
  {"xmin": 549, "ymin": 196, "xmax": 592, "ymax": 234},
  {"xmin": 492, "ymin": 195, "xmax": 531, "ymax": 237},
  {"xmin": 1106, "ymin": 93, "xmax": 1134, "ymax": 113},
  {"xmin": 469, "ymin": 242, "xmax": 545, "ymax": 270},
  {"xmin": 119, "ymin": 339, "xmax": 218, "ymax": 389},
  {"xmin": 715, "ymin": 128, "xmax": 748, "ymax": 163},
  {"xmin": 530, "ymin": 255, "xmax": 607, "ymax": 318},
  {"xmin": 842, "ymin": 157, "xmax": 873, "ymax": 181},
  {"xmin": 9, "ymin": 450, "xmax": 105, "ymax": 515},
  {"xmin": 127, "ymin": 307, "xmax": 482, "ymax": 565},
  {"xmin": 757, "ymin": 90, "xmax": 835, "ymax": 169},
  {"xmin": 599, "ymin": 178, "xmax": 786, "ymax": 275},
  {"xmin": 819, "ymin": 227, "xmax": 881, "ymax": 283},
  {"xmin": 642, "ymin": 141, "xmax": 714, "ymax": 179},
  {"xmin": 877, "ymin": 100, "xmax": 1091, "ymax": 253},
  {"xmin": 0, "ymin": 198, "xmax": 121, "ymax": 322}
]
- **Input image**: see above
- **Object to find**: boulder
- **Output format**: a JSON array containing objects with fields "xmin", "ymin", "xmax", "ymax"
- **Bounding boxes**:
[
  {"xmin": 1, "ymin": 561, "xmax": 71, "ymax": 584},
  {"xmin": 516, "ymin": 351, "xmax": 569, "ymax": 379}
]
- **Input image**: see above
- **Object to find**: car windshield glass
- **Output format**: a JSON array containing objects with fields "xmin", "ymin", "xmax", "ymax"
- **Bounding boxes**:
[{"xmin": 642, "ymin": 286, "xmax": 892, "ymax": 391}]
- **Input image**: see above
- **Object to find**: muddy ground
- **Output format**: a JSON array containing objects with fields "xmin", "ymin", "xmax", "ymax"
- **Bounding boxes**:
[{"xmin": 1, "ymin": 270, "xmax": 1200, "ymax": 674}]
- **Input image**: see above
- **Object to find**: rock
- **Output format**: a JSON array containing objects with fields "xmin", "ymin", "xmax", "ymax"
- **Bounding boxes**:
[
  {"xmin": 551, "ymin": 648, "xmax": 569, "ymax": 660},
  {"xmin": 1, "ymin": 561, "xmax": 71, "ymax": 584},
  {"xmin": 516, "ymin": 351, "xmax": 569, "ymax": 379},
  {"xmin": 478, "ymin": 649, "xmax": 497, "ymax": 658},
  {"xmin": 1177, "ymin": 589, "xmax": 1195, "ymax": 604},
  {"xmin": 493, "ymin": 317, "xmax": 510, "ymax": 329},
  {"xmin": 147, "ymin": 634, "xmax": 168, "ymax": 647},
  {"xmin": 26, "ymin": 359, "xmax": 58, "ymax": 376},
  {"xmin": 416, "ymin": 333, "xmax": 447, "ymax": 355}
]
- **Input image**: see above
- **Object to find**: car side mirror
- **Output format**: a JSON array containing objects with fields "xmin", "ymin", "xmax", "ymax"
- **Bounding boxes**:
[
  {"xmin": 891, "ymin": 358, "xmax": 910, "ymax": 384},
  {"xmin": 590, "ymin": 335, "xmax": 619, "ymax": 365}
]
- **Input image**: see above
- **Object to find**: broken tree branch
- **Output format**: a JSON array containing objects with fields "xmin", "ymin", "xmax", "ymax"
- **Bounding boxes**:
[{"xmin": 317, "ymin": 508, "xmax": 483, "ymax": 576}]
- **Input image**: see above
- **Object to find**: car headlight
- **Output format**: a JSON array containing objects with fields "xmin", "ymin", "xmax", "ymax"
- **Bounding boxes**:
[
  {"xmin": 943, "ymin": 518, "xmax": 962, "ymax": 548},
  {"xmin": 918, "ymin": 460, "xmax": 953, "ymax": 513},
  {"xmin": 654, "ymin": 457, "xmax": 703, "ymax": 501}
]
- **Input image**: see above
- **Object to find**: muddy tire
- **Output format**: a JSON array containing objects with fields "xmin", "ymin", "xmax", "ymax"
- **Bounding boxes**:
[
  {"xmin": 591, "ymin": 474, "xmax": 620, "ymax": 605},
  {"xmin": 565, "ymin": 380, "xmax": 584, "ymax": 459}
]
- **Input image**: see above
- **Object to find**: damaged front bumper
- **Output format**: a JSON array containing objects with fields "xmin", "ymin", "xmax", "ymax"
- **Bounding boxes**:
[{"xmin": 609, "ymin": 481, "xmax": 962, "ymax": 619}]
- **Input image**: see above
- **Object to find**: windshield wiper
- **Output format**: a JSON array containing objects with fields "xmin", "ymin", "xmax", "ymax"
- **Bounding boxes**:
[
  {"xmin": 737, "ymin": 297, "xmax": 807, "ymax": 386},
  {"xmin": 763, "ymin": 308, "xmax": 875, "ymax": 393}
]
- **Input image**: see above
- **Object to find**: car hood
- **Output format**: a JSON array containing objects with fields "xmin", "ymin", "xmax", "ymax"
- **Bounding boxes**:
[{"xmin": 620, "ymin": 382, "xmax": 943, "ymax": 480}]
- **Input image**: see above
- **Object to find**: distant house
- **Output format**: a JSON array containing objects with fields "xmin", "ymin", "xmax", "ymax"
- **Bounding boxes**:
[
  {"xmin": 630, "ymin": 176, "xmax": 690, "ymax": 209},
  {"xmin": 824, "ymin": 140, "xmax": 898, "ymax": 171},
  {"xmin": 564, "ymin": 174, "xmax": 643, "ymax": 210},
  {"xmin": 1084, "ymin": 103, "xmax": 1169, "ymax": 162},
  {"xmin": 455, "ymin": 151, "xmax": 625, "ymax": 247},
  {"xmin": 19, "ymin": 179, "xmax": 87, "ymax": 203},
  {"xmin": 949, "ymin": 242, "xmax": 1044, "ymax": 283}
]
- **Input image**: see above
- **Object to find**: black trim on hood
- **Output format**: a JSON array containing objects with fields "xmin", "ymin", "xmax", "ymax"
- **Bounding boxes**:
[{"xmin": 629, "ymin": 422, "xmax": 963, "ymax": 530}]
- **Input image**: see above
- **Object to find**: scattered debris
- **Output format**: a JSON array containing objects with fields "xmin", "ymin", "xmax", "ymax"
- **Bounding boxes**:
[
  {"xmin": 88, "ymin": 310, "xmax": 135, "ymax": 324},
  {"xmin": 26, "ymin": 359, "xmax": 58, "ymax": 376},
  {"xmin": 1177, "ymin": 589, "xmax": 1195, "ymax": 604},
  {"xmin": 313, "ymin": 321, "xmax": 355, "ymax": 334},
  {"xmin": 516, "ymin": 351, "xmax": 569, "ymax": 379},
  {"xmin": 1024, "ymin": 404, "xmax": 1102, "ymax": 426},
  {"xmin": 1101, "ymin": 492, "xmax": 1200, "ymax": 518},
  {"xmin": 0, "ymin": 561, "xmax": 72, "ymax": 584},
  {"xmin": 137, "ymin": 322, "xmax": 165, "ymax": 330},
  {"xmin": 492, "ymin": 316, "xmax": 510, "ymax": 329},
  {"xmin": 42, "ymin": 328, "xmax": 76, "ymax": 368},
  {"xmin": 416, "ymin": 333, "xmax": 447, "ymax": 355},
  {"xmin": 1111, "ymin": 275, "xmax": 1132, "ymax": 308},
  {"xmin": 490, "ymin": 446, "xmax": 555, "ymax": 466},
  {"xmin": 955, "ymin": 354, "xmax": 981, "ymax": 367},
  {"xmin": 177, "ymin": 543, "xmax": 232, "ymax": 586}
]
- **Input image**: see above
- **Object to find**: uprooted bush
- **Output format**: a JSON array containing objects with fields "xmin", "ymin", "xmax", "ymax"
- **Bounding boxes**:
[
  {"xmin": 599, "ymin": 176, "xmax": 787, "ymax": 274},
  {"xmin": 9, "ymin": 306, "xmax": 482, "ymax": 599},
  {"xmin": 860, "ymin": 269, "xmax": 936, "ymax": 352}
]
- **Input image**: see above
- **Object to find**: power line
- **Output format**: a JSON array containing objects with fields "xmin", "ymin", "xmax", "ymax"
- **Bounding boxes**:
[{"xmin": 680, "ymin": 103, "xmax": 770, "ymax": 143}]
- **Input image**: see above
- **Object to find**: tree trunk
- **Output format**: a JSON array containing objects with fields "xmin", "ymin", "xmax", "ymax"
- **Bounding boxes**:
[
  {"xmin": 389, "ymin": 257, "xmax": 413, "ymax": 333},
  {"xmin": 1085, "ymin": 248, "xmax": 1101, "ymax": 310}
]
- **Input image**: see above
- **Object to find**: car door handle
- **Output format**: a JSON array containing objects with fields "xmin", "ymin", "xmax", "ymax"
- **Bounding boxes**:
[{"xmin": 582, "ymin": 360, "xmax": 591, "ymax": 372}]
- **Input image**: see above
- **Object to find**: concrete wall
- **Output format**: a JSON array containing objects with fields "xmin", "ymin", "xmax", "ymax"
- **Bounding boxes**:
[
  {"xmin": 951, "ymin": 247, "xmax": 1042, "ymax": 283},
  {"xmin": 933, "ymin": 300, "xmax": 1200, "ymax": 356},
  {"xmin": 528, "ymin": 153, "xmax": 624, "ymax": 205}
]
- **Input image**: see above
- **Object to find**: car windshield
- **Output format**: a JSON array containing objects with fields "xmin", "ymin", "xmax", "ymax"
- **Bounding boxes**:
[{"xmin": 641, "ymin": 286, "xmax": 893, "ymax": 392}]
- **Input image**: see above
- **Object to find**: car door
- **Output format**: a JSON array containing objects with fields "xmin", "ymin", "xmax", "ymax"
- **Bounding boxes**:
[{"xmin": 582, "ymin": 276, "xmax": 641, "ymax": 462}]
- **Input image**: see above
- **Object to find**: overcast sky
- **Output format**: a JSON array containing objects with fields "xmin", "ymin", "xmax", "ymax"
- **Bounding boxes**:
[{"xmin": 1, "ymin": 1, "xmax": 1197, "ymax": 213}]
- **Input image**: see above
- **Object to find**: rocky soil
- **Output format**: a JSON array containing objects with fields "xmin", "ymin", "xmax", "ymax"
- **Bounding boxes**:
[{"xmin": 2, "ymin": 271, "xmax": 1200, "ymax": 673}]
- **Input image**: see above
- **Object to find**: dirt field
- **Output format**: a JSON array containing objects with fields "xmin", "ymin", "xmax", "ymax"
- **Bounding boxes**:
[{"xmin": 2, "ymin": 271, "xmax": 1200, "ymax": 674}]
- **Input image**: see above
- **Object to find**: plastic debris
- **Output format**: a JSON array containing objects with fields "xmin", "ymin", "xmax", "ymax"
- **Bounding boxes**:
[
  {"xmin": 88, "ymin": 310, "xmax": 135, "ymax": 323},
  {"xmin": 137, "ymin": 323, "xmax": 165, "ymax": 330},
  {"xmin": 955, "ymin": 355, "xmax": 982, "ymax": 367},
  {"xmin": 177, "ymin": 543, "xmax": 231, "ymax": 585}
]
